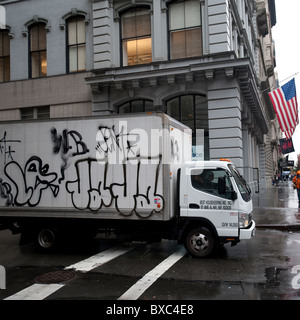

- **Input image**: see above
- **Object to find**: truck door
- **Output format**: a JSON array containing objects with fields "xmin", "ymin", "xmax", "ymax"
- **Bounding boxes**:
[{"xmin": 188, "ymin": 167, "xmax": 239, "ymax": 237}]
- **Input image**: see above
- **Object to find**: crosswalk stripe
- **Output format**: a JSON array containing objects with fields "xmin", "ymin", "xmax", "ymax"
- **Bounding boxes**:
[
  {"xmin": 4, "ymin": 244, "xmax": 136, "ymax": 300},
  {"xmin": 65, "ymin": 244, "xmax": 136, "ymax": 273},
  {"xmin": 118, "ymin": 247, "xmax": 186, "ymax": 300},
  {"xmin": 5, "ymin": 283, "xmax": 64, "ymax": 300}
]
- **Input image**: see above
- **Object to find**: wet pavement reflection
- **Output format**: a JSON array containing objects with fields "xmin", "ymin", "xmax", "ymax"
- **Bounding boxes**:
[
  {"xmin": 252, "ymin": 181, "xmax": 300, "ymax": 227},
  {"xmin": 253, "ymin": 180, "xmax": 298, "ymax": 208}
]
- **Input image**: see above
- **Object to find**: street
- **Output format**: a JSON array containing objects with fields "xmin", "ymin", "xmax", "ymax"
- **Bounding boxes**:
[{"xmin": 0, "ymin": 182, "xmax": 300, "ymax": 301}]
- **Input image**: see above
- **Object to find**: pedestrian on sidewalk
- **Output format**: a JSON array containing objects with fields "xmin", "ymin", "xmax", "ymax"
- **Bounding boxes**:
[{"xmin": 293, "ymin": 171, "xmax": 300, "ymax": 208}]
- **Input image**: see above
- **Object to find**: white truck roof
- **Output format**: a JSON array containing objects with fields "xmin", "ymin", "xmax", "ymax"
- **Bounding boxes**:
[{"xmin": 182, "ymin": 160, "xmax": 234, "ymax": 169}]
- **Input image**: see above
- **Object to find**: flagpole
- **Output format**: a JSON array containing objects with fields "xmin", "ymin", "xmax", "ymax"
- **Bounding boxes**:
[
  {"xmin": 261, "ymin": 72, "xmax": 299, "ymax": 93},
  {"xmin": 279, "ymin": 72, "xmax": 299, "ymax": 84}
]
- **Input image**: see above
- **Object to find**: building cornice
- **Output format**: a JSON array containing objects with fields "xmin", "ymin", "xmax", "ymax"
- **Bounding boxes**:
[{"xmin": 86, "ymin": 52, "xmax": 269, "ymax": 134}]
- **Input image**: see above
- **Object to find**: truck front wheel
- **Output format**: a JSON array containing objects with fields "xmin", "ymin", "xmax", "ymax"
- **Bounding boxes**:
[{"xmin": 184, "ymin": 227, "xmax": 215, "ymax": 258}]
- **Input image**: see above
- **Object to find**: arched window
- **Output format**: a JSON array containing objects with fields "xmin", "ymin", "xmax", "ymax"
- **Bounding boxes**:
[
  {"xmin": 118, "ymin": 99, "xmax": 153, "ymax": 113},
  {"xmin": 29, "ymin": 23, "xmax": 47, "ymax": 78},
  {"xmin": 67, "ymin": 16, "xmax": 86, "ymax": 72},
  {"xmin": 0, "ymin": 29, "xmax": 10, "ymax": 82},
  {"xmin": 121, "ymin": 7, "xmax": 152, "ymax": 66},
  {"xmin": 166, "ymin": 94, "xmax": 209, "ymax": 160},
  {"xmin": 168, "ymin": 0, "xmax": 202, "ymax": 59}
]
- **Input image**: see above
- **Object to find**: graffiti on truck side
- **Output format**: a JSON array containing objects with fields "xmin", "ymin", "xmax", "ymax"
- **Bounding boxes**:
[
  {"xmin": 0, "ymin": 131, "xmax": 21, "ymax": 165},
  {"xmin": 0, "ymin": 178, "xmax": 13, "ymax": 206},
  {"xmin": 4, "ymin": 156, "xmax": 59, "ymax": 207},
  {"xmin": 50, "ymin": 128, "xmax": 89, "ymax": 184},
  {"xmin": 0, "ymin": 123, "xmax": 168, "ymax": 217},
  {"xmin": 65, "ymin": 155, "xmax": 163, "ymax": 217}
]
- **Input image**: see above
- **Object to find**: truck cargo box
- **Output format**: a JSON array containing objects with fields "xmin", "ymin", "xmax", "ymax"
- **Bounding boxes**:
[{"xmin": 0, "ymin": 113, "xmax": 191, "ymax": 221}]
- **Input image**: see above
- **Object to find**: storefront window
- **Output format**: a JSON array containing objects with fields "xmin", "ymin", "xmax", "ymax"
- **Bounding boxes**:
[
  {"xmin": 118, "ymin": 100, "xmax": 153, "ymax": 113},
  {"xmin": 166, "ymin": 94, "xmax": 209, "ymax": 160}
]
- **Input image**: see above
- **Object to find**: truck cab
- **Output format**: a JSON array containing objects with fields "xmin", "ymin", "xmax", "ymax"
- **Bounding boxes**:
[{"xmin": 178, "ymin": 160, "xmax": 255, "ymax": 257}]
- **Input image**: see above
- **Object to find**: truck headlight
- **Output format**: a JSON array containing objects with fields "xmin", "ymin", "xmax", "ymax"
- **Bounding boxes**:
[{"xmin": 239, "ymin": 211, "xmax": 251, "ymax": 228}]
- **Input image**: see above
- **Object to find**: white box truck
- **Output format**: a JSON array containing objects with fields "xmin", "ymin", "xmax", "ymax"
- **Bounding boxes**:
[{"xmin": 0, "ymin": 113, "xmax": 255, "ymax": 257}]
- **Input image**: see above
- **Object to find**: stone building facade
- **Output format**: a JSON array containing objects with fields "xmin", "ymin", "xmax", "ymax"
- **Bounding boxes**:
[
  {"xmin": 0, "ymin": 0, "xmax": 93, "ymax": 120},
  {"xmin": 0, "ymin": 0, "xmax": 278, "ymax": 190}
]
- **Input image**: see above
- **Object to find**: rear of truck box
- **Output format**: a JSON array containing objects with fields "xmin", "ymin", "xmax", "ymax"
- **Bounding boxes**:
[{"xmin": 0, "ymin": 113, "xmax": 191, "ymax": 223}]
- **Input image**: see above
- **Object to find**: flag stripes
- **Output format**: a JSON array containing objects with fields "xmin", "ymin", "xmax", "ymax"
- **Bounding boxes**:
[{"xmin": 268, "ymin": 78, "xmax": 299, "ymax": 139}]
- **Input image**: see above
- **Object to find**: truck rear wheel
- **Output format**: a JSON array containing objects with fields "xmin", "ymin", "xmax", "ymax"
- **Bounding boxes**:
[
  {"xmin": 35, "ymin": 227, "xmax": 58, "ymax": 251},
  {"xmin": 184, "ymin": 227, "xmax": 215, "ymax": 258}
]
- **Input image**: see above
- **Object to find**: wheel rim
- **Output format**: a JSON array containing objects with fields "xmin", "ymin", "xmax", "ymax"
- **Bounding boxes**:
[
  {"xmin": 38, "ymin": 229, "xmax": 55, "ymax": 248},
  {"xmin": 190, "ymin": 232, "xmax": 209, "ymax": 253}
]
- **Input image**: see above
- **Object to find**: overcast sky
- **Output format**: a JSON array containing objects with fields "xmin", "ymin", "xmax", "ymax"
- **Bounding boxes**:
[{"xmin": 272, "ymin": 0, "xmax": 300, "ymax": 163}]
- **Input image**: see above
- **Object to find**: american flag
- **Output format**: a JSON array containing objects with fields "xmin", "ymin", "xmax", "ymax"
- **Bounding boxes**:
[{"xmin": 268, "ymin": 78, "xmax": 299, "ymax": 139}]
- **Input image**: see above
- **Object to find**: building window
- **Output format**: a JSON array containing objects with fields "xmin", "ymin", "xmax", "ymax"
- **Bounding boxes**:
[
  {"xmin": 67, "ymin": 16, "xmax": 86, "ymax": 72},
  {"xmin": 166, "ymin": 94, "xmax": 209, "ymax": 159},
  {"xmin": 118, "ymin": 100, "xmax": 153, "ymax": 113},
  {"xmin": 29, "ymin": 23, "xmax": 47, "ymax": 78},
  {"xmin": 168, "ymin": 0, "xmax": 202, "ymax": 59},
  {"xmin": 0, "ymin": 30, "xmax": 10, "ymax": 82},
  {"xmin": 20, "ymin": 107, "xmax": 50, "ymax": 120},
  {"xmin": 121, "ymin": 8, "xmax": 152, "ymax": 66}
]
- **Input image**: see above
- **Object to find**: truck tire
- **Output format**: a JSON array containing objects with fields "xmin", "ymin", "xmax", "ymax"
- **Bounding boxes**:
[
  {"xmin": 184, "ymin": 227, "xmax": 215, "ymax": 258},
  {"xmin": 35, "ymin": 227, "xmax": 58, "ymax": 251}
]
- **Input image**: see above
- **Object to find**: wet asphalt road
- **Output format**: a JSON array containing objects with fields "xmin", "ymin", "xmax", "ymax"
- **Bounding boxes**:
[
  {"xmin": 0, "ymin": 181, "xmax": 300, "ymax": 302},
  {"xmin": 0, "ymin": 228, "xmax": 300, "ymax": 301}
]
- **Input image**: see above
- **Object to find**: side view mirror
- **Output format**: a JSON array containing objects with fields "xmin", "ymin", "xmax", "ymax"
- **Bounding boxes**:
[
  {"xmin": 230, "ymin": 190, "xmax": 238, "ymax": 201},
  {"xmin": 218, "ymin": 177, "xmax": 237, "ymax": 201}
]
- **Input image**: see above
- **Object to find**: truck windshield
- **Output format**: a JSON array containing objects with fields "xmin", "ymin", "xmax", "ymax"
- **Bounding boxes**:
[{"xmin": 228, "ymin": 164, "xmax": 251, "ymax": 202}]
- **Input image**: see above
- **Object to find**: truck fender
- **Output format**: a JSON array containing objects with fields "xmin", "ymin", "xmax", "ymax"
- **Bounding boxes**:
[{"xmin": 178, "ymin": 218, "xmax": 219, "ymax": 245}]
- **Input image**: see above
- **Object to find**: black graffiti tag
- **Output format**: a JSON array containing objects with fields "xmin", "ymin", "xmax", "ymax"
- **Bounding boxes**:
[
  {"xmin": 65, "ymin": 156, "xmax": 164, "ymax": 217},
  {"xmin": 0, "ymin": 178, "xmax": 13, "ymax": 206},
  {"xmin": 51, "ymin": 128, "xmax": 89, "ymax": 183},
  {"xmin": 0, "ymin": 131, "xmax": 21, "ymax": 165},
  {"xmin": 95, "ymin": 125, "xmax": 139, "ymax": 164},
  {"xmin": 4, "ymin": 156, "xmax": 59, "ymax": 207}
]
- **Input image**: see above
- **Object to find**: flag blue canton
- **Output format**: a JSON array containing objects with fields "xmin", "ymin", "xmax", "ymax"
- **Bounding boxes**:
[{"xmin": 282, "ymin": 78, "xmax": 296, "ymax": 101}]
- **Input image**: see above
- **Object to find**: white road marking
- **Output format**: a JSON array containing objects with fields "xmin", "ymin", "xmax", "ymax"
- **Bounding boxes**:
[
  {"xmin": 65, "ymin": 244, "xmax": 135, "ymax": 273},
  {"xmin": 118, "ymin": 247, "xmax": 186, "ymax": 300},
  {"xmin": 4, "ymin": 244, "xmax": 136, "ymax": 300},
  {"xmin": 5, "ymin": 283, "xmax": 64, "ymax": 300}
]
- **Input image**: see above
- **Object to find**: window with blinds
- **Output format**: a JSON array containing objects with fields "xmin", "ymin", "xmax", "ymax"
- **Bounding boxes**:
[
  {"xmin": 29, "ymin": 23, "xmax": 47, "ymax": 78},
  {"xmin": 0, "ymin": 30, "xmax": 10, "ymax": 82},
  {"xmin": 67, "ymin": 16, "xmax": 86, "ymax": 72},
  {"xmin": 121, "ymin": 8, "xmax": 152, "ymax": 66},
  {"xmin": 168, "ymin": 0, "xmax": 202, "ymax": 59}
]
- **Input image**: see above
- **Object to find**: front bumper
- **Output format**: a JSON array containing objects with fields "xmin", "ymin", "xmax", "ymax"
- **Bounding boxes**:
[{"xmin": 239, "ymin": 220, "xmax": 256, "ymax": 240}]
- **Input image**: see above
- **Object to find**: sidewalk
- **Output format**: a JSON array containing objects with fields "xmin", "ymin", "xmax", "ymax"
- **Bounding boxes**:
[{"xmin": 252, "ymin": 180, "xmax": 300, "ymax": 231}]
